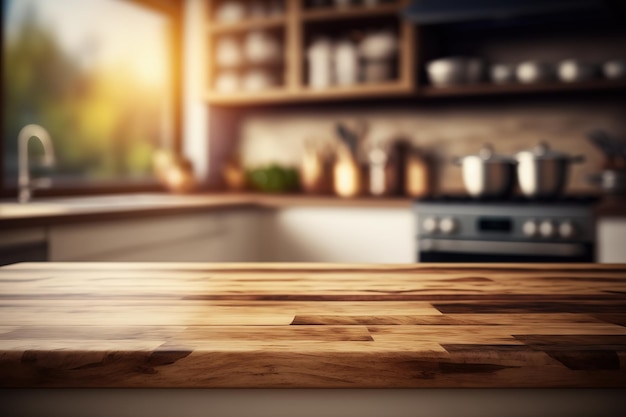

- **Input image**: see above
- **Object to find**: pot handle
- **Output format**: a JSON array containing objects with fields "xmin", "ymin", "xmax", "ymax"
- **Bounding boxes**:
[{"xmin": 570, "ymin": 155, "xmax": 585, "ymax": 164}]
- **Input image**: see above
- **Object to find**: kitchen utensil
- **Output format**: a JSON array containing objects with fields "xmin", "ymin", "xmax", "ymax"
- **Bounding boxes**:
[
  {"xmin": 454, "ymin": 144, "xmax": 517, "ymax": 198},
  {"xmin": 242, "ymin": 69, "xmax": 277, "ymax": 91},
  {"xmin": 588, "ymin": 170, "xmax": 626, "ymax": 195},
  {"xmin": 359, "ymin": 30, "xmax": 398, "ymax": 84},
  {"xmin": 405, "ymin": 146, "xmax": 430, "ymax": 198},
  {"xmin": 152, "ymin": 150, "xmax": 197, "ymax": 194},
  {"xmin": 587, "ymin": 130, "xmax": 626, "ymax": 170},
  {"xmin": 333, "ymin": 145, "xmax": 362, "ymax": 197},
  {"xmin": 336, "ymin": 121, "xmax": 365, "ymax": 157},
  {"xmin": 359, "ymin": 30, "xmax": 398, "ymax": 61},
  {"xmin": 215, "ymin": 36, "xmax": 242, "ymax": 68},
  {"xmin": 366, "ymin": 141, "xmax": 398, "ymax": 196},
  {"xmin": 490, "ymin": 63, "xmax": 515, "ymax": 84},
  {"xmin": 307, "ymin": 37, "xmax": 333, "ymax": 89},
  {"xmin": 334, "ymin": 39, "xmax": 359, "ymax": 86},
  {"xmin": 515, "ymin": 142, "xmax": 585, "ymax": 198},
  {"xmin": 363, "ymin": 61, "xmax": 392, "ymax": 83},
  {"xmin": 244, "ymin": 31, "xmax": 282, "ymax": 65},
  {"xmin": 215, "ymin": 0, "xmax": 246, "ymax": 23},
  {"xmin": 222, "ymin": 154, "xmax": 247, "ymax": 191},
  {"xmin": 557, "ymin": 59, "xmax": 596, "ymax": 83},
  {"xmin": 603, "ymin": 59, "xmax": 626, "ymax": 80},
  {"xmin": 214, "ymin": 71, "xmax": 240, "ymax": 93},
  {"xmin": 516, "ymin": 61, "xmax": 554, "ymax": 84},
  {"xmin": 426, "ymin": 57, "xmax": 467, "ymax": 86},
  {"xmin": 426, "ymin": 57, "xmax": 484, "ymax": 87},
  {"xmin": 300, "ymin": 140, "xmax": 333, "ymax": 194}
]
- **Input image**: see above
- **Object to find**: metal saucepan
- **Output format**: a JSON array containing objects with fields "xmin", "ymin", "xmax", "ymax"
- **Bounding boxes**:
[
  {"xmin": 454, "ymin": 144, "xmax": 517, "ymax": 198},
  {"xmin": 515, "ymin": 142, "xmax": 585, "ymax": 199}
]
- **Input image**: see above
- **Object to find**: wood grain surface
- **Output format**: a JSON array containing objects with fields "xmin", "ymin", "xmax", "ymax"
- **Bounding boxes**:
[{"xmin": 1, "ymin": 263, "xmax": 625, "ymax": 388}]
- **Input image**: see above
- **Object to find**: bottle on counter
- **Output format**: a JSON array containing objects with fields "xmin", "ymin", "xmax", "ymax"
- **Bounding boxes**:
[
  {"xmin": 405, "ymin": 146, "xmax": 431, "ymax": 198},
  {"xmin": 333, "ymin": 144, "xmax": 362, "ymax": 197},
  {"xmin": 300, "ymin": 140, "xmax": 333, "ymax": 194}
]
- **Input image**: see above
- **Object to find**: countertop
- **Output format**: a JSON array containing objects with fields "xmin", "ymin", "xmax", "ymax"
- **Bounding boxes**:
[
  {"xmin": 0, "ymin": 193, "xmax": 413, "ymax": 229},
  {"xmin": 1, "ymin": 262, "xmax": 625, "ymax": 388}
]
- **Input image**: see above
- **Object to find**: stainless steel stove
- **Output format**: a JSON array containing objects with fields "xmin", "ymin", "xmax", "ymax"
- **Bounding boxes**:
[{"xmin": 415, "ymin": 196, "xmax": 598, "ymax": 262}]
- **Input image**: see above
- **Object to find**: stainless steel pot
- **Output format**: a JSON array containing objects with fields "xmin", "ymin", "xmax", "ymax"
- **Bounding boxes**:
[
  {"xmin": 454, "ymin": 144, "xmax": 517, "ymax": 198},
  {"xmin": 515, "ymin": 142, "xmax": 585, "ymax": 198}
]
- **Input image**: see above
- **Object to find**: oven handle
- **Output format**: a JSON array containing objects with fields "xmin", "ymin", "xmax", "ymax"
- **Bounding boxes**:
[{"xmin": 419, "ymin": 239, "xmax": 585, "ymax": 257}]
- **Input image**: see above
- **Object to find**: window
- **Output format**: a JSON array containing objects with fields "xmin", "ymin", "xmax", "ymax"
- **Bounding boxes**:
[{"xmin": 2, "ymin": 0, "xmax": 181, "ymax": 195}]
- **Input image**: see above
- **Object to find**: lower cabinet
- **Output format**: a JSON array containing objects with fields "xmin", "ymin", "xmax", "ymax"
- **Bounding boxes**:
[
  {"xmin": 0, "ymin": 228, "xmax": 48, "ymax": 266},
  {"xmin": 49, "ymin": 209, "xmax": 260, "ymax": 262},
  {"xmin": 597, "ymin": 217, "xmax": 626, "ymax": 263},
  {"xmin": 259, "ymin": 207, "xmax": 415, "ymax": 263},
  {"xmin": 46, "ymin": 206, "xmax": 414, "ymax": 263}
]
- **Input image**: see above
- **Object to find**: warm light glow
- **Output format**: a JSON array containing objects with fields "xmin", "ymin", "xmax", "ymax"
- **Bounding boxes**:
[{"xmin": 5, "ymin": 0, "xmax": 171, "ymax": 88}]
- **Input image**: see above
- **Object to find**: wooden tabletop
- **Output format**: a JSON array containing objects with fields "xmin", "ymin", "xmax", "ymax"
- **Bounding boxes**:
[{"xmin": 1, "ymin": 263, "xmax": 625, "ymax": 388}]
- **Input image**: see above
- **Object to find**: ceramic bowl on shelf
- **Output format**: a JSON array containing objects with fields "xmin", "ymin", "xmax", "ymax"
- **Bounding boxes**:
[
  {"xmin": 214, "ymin": 70, "xmax": 241, "ymax": 93},
  {"xmin": 426, "ymin": 57, "xmax": 467, "ymax": 87},
  {"xmin": 359, "ymin": 30, "xmax": 398, "ymax": 62},
  {"xmin": 557, "ymin": 59, "xmax": 597, "ymax": 83},
  {"xmin": 215, "ymin": 0, "xmax": 246, "ymax": 23},
  {"xmin": 603, "ymin": 59, "xmax": 626, "ymax": 80},
  {"xmin": 426, "ymin": 57, "xmax": 484, "ymax": 87},
  {"xmin": 215, "ymin": 36, "xmax": 243, "ymax": 68},
  {"xmin": 490, "ymin": 63, "xmax": 515, "ymax": 84},
  {"xmin": 243, "ymin": 31, "xmax": 282, "ymax": 65},
  {"xmin": 516, "ymin": 61, "xmax": 554, "ymax": 84},
  {"xmin": 242, "ymin": 69, "xmax": 278, "ymax": 91}
]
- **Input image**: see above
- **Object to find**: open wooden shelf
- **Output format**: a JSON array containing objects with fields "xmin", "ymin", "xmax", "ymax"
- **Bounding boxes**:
[
  {"xmin": 301, "ymin": 3, "xmax": 403, "ymax": 22},
  {"xmin": 204, "ymin": 81, "xmax": 413, "ymax": 105},
  {"xmin": 205, "ymin": 89, "xmax": 293, "ymax": 105},
  {"xmin": 203, "ymin": 0, "xmax": 415, "ymax": 106},
  {"xmin": 208, "ymin": 15, "xmax": 286, "ymax": 34},
  {"xmin": 421, "ymin": 79, "xmax": 626, "ymax": 97}
]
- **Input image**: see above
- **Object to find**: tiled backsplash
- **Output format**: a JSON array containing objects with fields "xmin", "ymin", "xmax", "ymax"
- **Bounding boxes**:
[{"xmin": 238, "ymin": 98, "xmax": 626, "ymax": 193}]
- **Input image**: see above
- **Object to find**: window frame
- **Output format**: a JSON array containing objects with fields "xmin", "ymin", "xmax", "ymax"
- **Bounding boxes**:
[{"xmin": 0, "ymin": 0, "xmax": 184, "ymax": 199}]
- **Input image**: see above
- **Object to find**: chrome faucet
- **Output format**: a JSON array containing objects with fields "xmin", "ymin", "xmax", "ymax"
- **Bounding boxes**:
[{"xmin": 18, "ymin": 124, "xmax": 56, "ymax": 203}]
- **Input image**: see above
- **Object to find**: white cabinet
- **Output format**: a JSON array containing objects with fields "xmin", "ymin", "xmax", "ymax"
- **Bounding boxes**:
[
  {"xmin": 48, "ymin": 206, "xmax": 411, "ymax": 263},
  {"xmin": 213, "ymin": 209, "xmax": 261, "ymax": 262},
  {"xmin": 49, "ymin": 209, "xmax": 260, "ymax": 262},
  {"xmin": 259, "ymin": 207, "xmax": 415, "ymax": 263},
  {"xmin": 597, "ymin": 217, "xmax": 626, "ymax": 263}
]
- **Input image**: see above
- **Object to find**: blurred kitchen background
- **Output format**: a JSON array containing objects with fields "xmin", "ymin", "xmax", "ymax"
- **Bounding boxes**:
[{"xmin": 2, "ymin": 0, "xmax": 626, "ymax": 265}]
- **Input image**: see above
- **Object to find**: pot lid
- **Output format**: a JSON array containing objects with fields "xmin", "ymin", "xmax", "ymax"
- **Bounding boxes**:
[
  {"xmin": 463, "ymin": 143, "xmax": 516, "ymax": 163},
  {"xmin": 518, "ymin": 141, "xmax": 571, "ymax": 160}
]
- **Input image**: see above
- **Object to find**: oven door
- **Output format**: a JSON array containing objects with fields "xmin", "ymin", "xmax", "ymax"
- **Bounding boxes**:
[{"xmin": 418, "ymin": 239, "xmax": 595, "ymax": 262}]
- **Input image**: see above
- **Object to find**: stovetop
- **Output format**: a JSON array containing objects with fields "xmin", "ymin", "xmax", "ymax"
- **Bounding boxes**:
[{"xmin": 416, "ymin": 194, "xmax": 601, "ymax": 206}]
